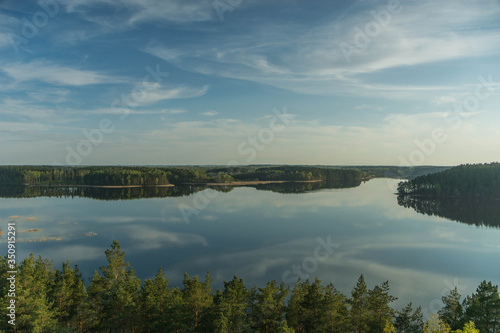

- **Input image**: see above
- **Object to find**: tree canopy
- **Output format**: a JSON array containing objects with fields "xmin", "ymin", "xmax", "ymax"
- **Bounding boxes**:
[{"xmin": 1, "ymin": 241, "xmax": 497, "ymax": 332}]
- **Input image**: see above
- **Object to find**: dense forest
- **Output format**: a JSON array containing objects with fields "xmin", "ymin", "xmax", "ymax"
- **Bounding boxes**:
[
  {"xmin": 0, "ymin": 166, "xmax": 368, "ymax": 187},
  {"xmin": 397, "ymin": 163, "xmax": 500, "ymax": 198},
  {"xmin": 0, "ymin": 165, "xmax": 448, "ymax": 188},
  {"xmin": 1, "ymin": 241, "xmax": 498, "ymax": 332}
]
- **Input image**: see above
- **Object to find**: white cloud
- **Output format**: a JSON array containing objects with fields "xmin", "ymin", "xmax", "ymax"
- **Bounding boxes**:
[
  {"xmin": 123, "ymin": 225, "xmax": 208, "ymax": 249},
  {"xmin": 200, "ymin": 110, "xmax": 218, "ymax": 117},
  {"xmin": 0, "ymin": 32, "xmax": 11, "ymax": 49},
  {"xmin": 1, "ymin": 61, "xmax": 120, "ymax": 86},
  {"xmin": 164, "ymin": 108, "xmax": 187, "ymax": 114},
  {"xmin": 146, "ymin": 0, "xmax": 500, "ymax": 97},
  {"xmin": 139, "ymin": 85, "xmax": 208, "ymax": 104},
  {"xmin": 59, "ymin": 0, "xmax": 214, "ymax": 27}
]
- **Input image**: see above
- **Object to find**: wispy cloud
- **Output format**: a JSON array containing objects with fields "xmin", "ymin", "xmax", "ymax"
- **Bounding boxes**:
[
  {"xmin": 146, "ymin": 0, "xmax": 500, "ymax": 97},
  {"xmin": 1, "ymin": 61, "xmax": 120, "ymax": 86},
  {"xmin": 138, "ymin": 85, "xmax": 208, "ymax": 104},
  {"xmin": 164, "ymin": 108, "xmax": 187, "ymax": 114},
  {"xmin": 0, "ymin": 32, "xmax": 11, "ymax": 49},
  {"xmin": 59, "ymin": 0, "xmax": 214, "ymax": 29},
  {"xmin": 200, "ymin": 110, "xmax": 218, "ymax": 117}
]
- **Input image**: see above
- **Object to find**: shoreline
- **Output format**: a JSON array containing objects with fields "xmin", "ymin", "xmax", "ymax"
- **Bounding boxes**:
[
  {"xmin": 189, "ymin": 180, "xmax": 324, "ymax": 186},
  {"xmin": 16, "ymin": 179, "xmax": 364, "ymax": 188},
  {"xmin": 25, "ymin": 184, "xmax": 175, "ymax": 188}
]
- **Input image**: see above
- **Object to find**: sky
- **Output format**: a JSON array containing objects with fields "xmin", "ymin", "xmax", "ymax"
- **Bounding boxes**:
[{"xmin": 0, "ymin": 0, "xmax": 499, "ymax": 166}]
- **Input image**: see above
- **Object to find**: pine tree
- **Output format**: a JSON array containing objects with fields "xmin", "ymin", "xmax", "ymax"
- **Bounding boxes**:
[
  {"xmin": 276, "ymin": 319, "xmax": 295, "ymax": 333},
  {"xmin": 15, "ymin": 254, "xmax": 58, "ymax": 332},
  {"xmin": 349, "ymin": 274, "xmax": 370, "ymax": 333},
  {"xmin": 140, "ymin": 267, "xmax": 171, "ymax": 332},
  {"xmin": 252, "ymin": 280, "xmax": 289, "ymax": 333},
  {"xmin": 462, "ymin": 280, "xmax": 500, "ymax": 333},
  {"xmin": 324, "ymin": 283, "xmax": 349, "ymax": 333},
  {"xmin": 438, "ymin": 287, "xmax": 463, "ymax": 330},
  {"xmin": 219, "ymin": 276, "xmax": 250, "ymax": 332},
  {"xmin": 89, "ymin": 240, "xmax": 141, "ymax": 332},
  {"xmin": 368, "ymin": 280, "xmax": 397, "ymax": 332},
  {"xmin": 182, "ymin": 271, "xmax": 213, "ymax": 330},
  {"xmin": 394, "ymin": 302, "xmax": 423, "ymax": 333},
  {"xmin": 286, "ymin": 280, "xmax": 307, "ymax": 332},
  {"xmin": 50, "ymin": 260, "xmax": 87, "ymax": 331},
  {"xmin": 300, "ymin": 278, "xmax": 326, "ymax": 332}
]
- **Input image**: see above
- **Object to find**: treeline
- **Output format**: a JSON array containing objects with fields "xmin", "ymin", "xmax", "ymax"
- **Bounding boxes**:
[
  {"xmin": 233, "ymin": 166, "xmax": 367, "ymax": 182},
  {"xmin": 0, "ymin": 166, "xmax": 367, "ymax": 187},
  {"xmin": 0, "ymin": 166, "xmax": 211, "ymax": 186},
  {"xmin": 1, "ymin": 241, "xmax": 498, "ymax": 332},
  {"xmin": 397, "ymin": 163, "xmax": 500, "ymax": 198}
]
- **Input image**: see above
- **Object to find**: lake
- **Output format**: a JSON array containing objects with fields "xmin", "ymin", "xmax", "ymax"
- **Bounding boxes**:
[{"xmin": 0, "ymin": 178, "xmax": 498, "ymax": 316}]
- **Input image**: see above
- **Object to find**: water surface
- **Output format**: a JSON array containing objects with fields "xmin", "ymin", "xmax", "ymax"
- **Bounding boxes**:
[{"xmin": 0, "ymin": 178, "xmax": 498, "ymax": 316}]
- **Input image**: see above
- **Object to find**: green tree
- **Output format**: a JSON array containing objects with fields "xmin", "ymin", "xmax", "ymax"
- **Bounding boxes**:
[
  {"xmin": 383, "ymin": 320, "xmax": 396, "ymax": 333},
  {"xmin": 454, "ymin": 321, "xmax": 480, "ymax": 333},
  {"xmin": 368, "ymin": 280, "xmax": 397, "ymax": 332},
  {"xmin": 15, "ymin": 254, "xmax": 58, "ymax": 332},
  {"xmin": 276, "ymin": 319, "xmax": 295, "ymax": 333},
  {"xmin": 208, "ymin": 276, "xmax": 250, "ymax": 332},
  {"xmin": 89, "ymin": 240, "xmax": 141, "ymax": 332},
  {"xmin": 140, "ymin": 267, "xmax": 171, "ymax": 332},
  {"xmin": 50, "ymin": 260, "xmax": 87, "ymax": 331},
  {"xmin": 462, "ymin": 280, "xmax": 500, "ymax": 333},
  {"xmin": 423, "ymin": 314, "xmax": 451, "ymax": 333},
  {"xmin": 182, "ymin": 271, "xmax": 213, "ymax": 330},
  {"xmin": 252, "ymin": 280, "xmax": 289, "ymax": 333},
  {"xmin": 349, "ymin": 274, "xmax": 370, "ymax": 333},
  {"xmin": 394, "ymin": 302, "xmax": 424, "ymax": 333},
  {"xmin": 438, "ymin": 287, "xmax": 463, "ymax": 330},
  {"xmin": 323, "ymin": 283, "xmax": 349, "ymax": 333},
  {"xmin": 286, "ymin": 280, "xmax": 306, "ymax": 332}
]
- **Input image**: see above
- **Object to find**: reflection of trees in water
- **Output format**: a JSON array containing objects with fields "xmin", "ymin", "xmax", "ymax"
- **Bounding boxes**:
[
  {"xmin": 0, "ymin": 179, "xmax": 363, "ymax": 200},
  {"xmin": 0, "ymin": 185, "xmax": 207, "ymax": 200},
  {"xmin": 398, "ymin": 195, "xmax": 500, "ymax": 228},
  {"xmin": 253, "ymin": 179, "xmax": 363, "ymax": 194}
]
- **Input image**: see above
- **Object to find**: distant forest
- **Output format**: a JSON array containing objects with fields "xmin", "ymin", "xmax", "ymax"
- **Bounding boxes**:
[
  {"xmin": 398, "ymin": 163, "xmax": 500, "ymax": 198},
  {"xmin": 1, "ymin": 241, "xmax": 498, "ymax": 332},
  {"xmin": 0, "ymin": 165, "xmax": 448, "ymax": 187}
]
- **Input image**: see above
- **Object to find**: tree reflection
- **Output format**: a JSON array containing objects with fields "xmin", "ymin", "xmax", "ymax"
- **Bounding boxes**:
[{"xmin": 398, "ymin": 195, "xmax": 500, "ymax": 228}]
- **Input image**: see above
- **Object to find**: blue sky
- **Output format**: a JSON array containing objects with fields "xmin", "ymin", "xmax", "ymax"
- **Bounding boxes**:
[{"xmin": 1, "ymin": 0, "xmax": 499, "ymax": 166}]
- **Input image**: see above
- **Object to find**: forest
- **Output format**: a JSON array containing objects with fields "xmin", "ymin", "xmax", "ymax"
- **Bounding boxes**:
[
  {"xmin": 0, "ymin": 166, "xmax": 370, "ymax": 187},
  {"xmin": 0, "ymin": 165, "xmax": 449, "ymax": 188},
  {"xmin": 1, "ymin": 241, "xmax": 498, "ymax": 333},
  {"xmin": 397, "ymin": 163, "xmax": 500, "ymax": 198}
]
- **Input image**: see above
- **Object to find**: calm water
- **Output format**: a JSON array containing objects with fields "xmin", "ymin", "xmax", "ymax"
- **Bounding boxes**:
[{"xmin": 1, "ymin": 178, "xmax": 499, "ymax": 316}]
